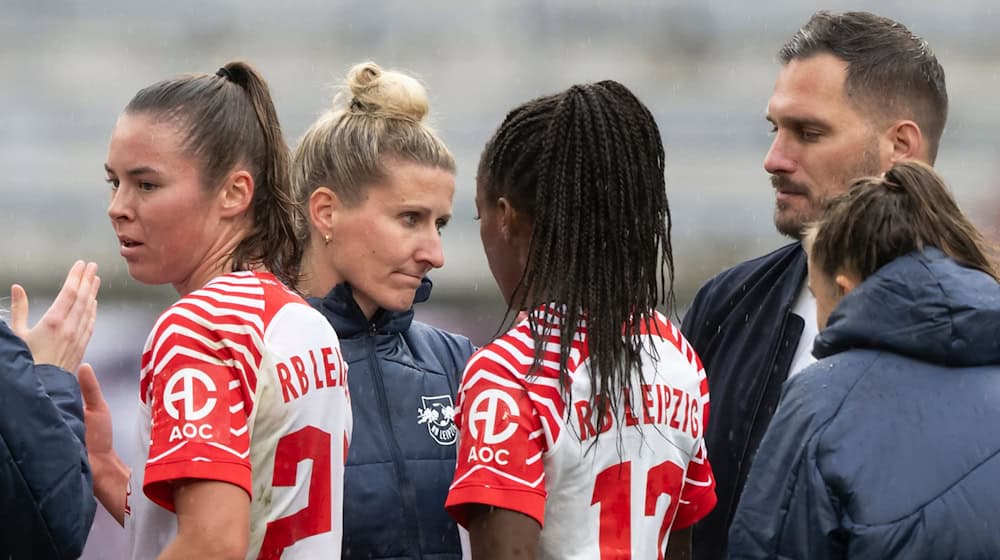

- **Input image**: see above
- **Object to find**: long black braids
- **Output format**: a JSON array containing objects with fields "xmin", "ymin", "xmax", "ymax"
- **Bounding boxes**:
[{"xmin": 480, "ymin": 80, "xmax": 674, "ymax": 436}]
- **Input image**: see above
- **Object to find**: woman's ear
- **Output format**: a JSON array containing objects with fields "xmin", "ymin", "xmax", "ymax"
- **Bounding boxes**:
[
  {"xmin": 498, "ymin": 196, "xmax": 534, "ymax": 269},
  {"xmin": 309, "ymin": 187, "xmax": 340, "ymax": 235},
  {"xmin": 497, "ymin": 197, "xmax": 515, "ymax": 242},
  {"xmin": 834, "ymin": 272, "xmax": 861, "ymax": 296},
  {"xmin": 497, "ymin": 196, "xmax": 532, "ymax": 245},
  {"xmin": 218, "ymin": 170, "xmax": 254, "ymax": 218}
]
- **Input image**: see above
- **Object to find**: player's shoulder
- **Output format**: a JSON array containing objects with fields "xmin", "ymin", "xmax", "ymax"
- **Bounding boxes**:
[
  {"xmin": 148, "ymin": 272, "xmax": 278, "ymax": 343},
  {"xmin": 465, "ymin": 321, "xmax": 537, "ymax": 383},
  {"xmin": 460, "ymin": 316, "xmax": 572, "ymax": 433},
  {"xmin": 695, "ymin": 242, "xmax": 803, "ymax": 299},
  {"xmin": 637, "ymin": 311, "xmax": 703, "ymax": 371},
  {"xmin": 177, "ymin": 271, "xmax": 270, "ymax": 309},
  {"xmin": 468, "ymin": 308, "xmax": 580, "ymax": 381}
]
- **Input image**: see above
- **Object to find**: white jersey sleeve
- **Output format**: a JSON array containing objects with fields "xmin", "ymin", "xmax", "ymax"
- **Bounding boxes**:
[{"xmin": 126, "ymin": 272, "xmax": 351, "ymax": 560}]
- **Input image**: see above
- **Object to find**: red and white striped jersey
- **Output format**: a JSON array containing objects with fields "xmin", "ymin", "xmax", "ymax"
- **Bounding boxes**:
[
  {"xmin": 126, "ymin": 272, "xmax": 352, "ymax": 560},
  {"xmin": 446, "ymin": 307, "xmax": 716, "ymax": 559}
]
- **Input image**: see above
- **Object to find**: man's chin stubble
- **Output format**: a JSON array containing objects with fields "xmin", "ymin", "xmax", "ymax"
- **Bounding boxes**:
[{"xmin": 774, "ymin": 209, "xmax": 809, "ymax": 240}]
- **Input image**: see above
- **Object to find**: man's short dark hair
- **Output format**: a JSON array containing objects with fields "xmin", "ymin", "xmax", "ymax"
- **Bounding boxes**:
[{"xmin": 779, "ymin": 11, "xmax": 948, "ymax": 162}]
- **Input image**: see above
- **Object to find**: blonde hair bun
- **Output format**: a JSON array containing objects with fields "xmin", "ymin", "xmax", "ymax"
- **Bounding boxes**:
[
  {"xmin": 344, "ymin": 62, "xmax": 429, "ymax": 123},
  {"xmin": 293, "ymin": 61, "xmax": 454, "ymax": 207}
]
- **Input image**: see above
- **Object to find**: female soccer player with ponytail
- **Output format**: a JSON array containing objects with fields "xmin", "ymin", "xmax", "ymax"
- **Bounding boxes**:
[
  {"xmin": 84, "ymin": 61, "xmax": 351, "ymax": 560},
  {"xmin": 446, "ymin": 80, "xmax": 717, "ymax": 559}
]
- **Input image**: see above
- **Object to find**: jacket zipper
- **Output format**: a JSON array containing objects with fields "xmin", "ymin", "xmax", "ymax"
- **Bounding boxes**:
[
  {"xmin": 727, "ymin": 306, "xmax": 791, "ymax": 522},
  {"xmin": 367, "ymin": 323, "xmax": 425, "ymax": 559},
  {"xmin": 724, "ymin": 252, "xmax": 808, "ymax": 526}
]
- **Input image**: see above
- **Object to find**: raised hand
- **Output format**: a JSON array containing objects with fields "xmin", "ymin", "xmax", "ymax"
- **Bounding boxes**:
[{"xmin": 9, "ymin": 261, "xmax": 100, "ymax": 373}]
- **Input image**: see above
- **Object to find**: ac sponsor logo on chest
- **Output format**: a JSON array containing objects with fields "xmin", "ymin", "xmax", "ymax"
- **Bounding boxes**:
[
  {"xmin": 163, "ymin": 368, "xmax": 218, "ymax": 442},
  {"xmin": 417, "ymin": 395, "xmax": 457, "ymax": 446},
  {"xmin": 466, "ymin": 389, "xmax": 519, "ymax": 466}
]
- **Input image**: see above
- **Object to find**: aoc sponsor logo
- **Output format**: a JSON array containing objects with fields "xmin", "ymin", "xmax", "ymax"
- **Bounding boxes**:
[
  {"xmin": 163, "ymin": 368, "xmax": 218, "ymax": 442},
  {"xmin": 417, "ymin": 395, "xmax": 458, "ymax": 446},
  {"xmin": 466, "ymin": 389, "xmax": 520, "ymax": 466}
]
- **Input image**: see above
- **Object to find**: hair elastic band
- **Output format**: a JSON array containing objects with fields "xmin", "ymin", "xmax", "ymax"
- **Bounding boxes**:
[{"xmin": 216, "ymin": 67, "xmax": 233, "ymax": 81}]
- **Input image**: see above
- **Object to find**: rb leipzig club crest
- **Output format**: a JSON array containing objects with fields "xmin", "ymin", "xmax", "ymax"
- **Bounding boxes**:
[{"xmin": 417, "ymin": 394, "xmax": 458, "ymax": 446}]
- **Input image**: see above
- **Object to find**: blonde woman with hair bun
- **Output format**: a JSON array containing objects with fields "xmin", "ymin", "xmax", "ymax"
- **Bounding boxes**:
[{"xmin": 294, "ymin": 61, "xmax": 473, "ymax": 559}]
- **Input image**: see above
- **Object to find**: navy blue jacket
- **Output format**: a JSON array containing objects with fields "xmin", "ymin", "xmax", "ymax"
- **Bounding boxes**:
[
  {"xmin": 310, "ymin": 279, "xmax": 475, "ymax": 560},
  {"xmin": 0, "ymin": 320, "xmax": 96, "ymax": 559},
  {"xmin": 682, "ymin": 242, "xmax": 806, "ymax": 560},
  {"xmin": 729, "ymin": 248, "xmax": 1000, "ymax": 559}
]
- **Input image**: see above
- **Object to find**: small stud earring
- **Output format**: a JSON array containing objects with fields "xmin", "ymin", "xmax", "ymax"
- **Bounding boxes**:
[{"xmin": 324, "ymin": 233, "xmax": 331, "ymax": 246}]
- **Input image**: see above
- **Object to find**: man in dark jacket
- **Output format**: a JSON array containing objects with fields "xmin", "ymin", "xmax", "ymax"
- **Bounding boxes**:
[
  {"xmin": 682, "ymin": 12, "xmax": 950, "ymax": 559},
  {"xmin": 729, "ymin": 248, "xmax": 1000, "ymax": 558},
  {"xmin": 1, "ymin": 261, "xmax": 100, "ymax": 559},
  {"xmin": 310, "ymin": 278, "xmax": 475, "ymax": 560}
]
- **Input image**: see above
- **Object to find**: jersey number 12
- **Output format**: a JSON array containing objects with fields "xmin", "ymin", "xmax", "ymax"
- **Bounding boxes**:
[{"xmin": 591, "ymin": 459, "xmax": 685, "ymax": 560}]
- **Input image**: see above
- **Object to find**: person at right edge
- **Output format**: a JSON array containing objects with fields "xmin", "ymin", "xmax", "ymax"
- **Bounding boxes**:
[
  {"xmin": 730, "ymin": 162, "xmax": 1000, "ymax": 558},
  {"xmin": 680, "ymin": 11, "xmax": 949, "ymax": 559}
]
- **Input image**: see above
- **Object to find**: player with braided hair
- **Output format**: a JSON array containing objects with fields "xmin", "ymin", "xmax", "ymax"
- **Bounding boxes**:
[{"xmin": 446, "ymin": 80, "xmax": 716, "ymax": 559}]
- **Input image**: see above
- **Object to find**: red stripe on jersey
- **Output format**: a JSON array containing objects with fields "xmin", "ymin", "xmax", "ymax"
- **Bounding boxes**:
[
  {"xmin": 460, "ymin": 355, "xmax": 566, "ymax": 420},
  {"xmin": 139, "ymin": 272, "xmax": 277, "ymax": 512},
  {"xmin": 635, "ymin": 312, "xmax": 681, "ymax": 346},
  {"xmin": 140, "ymin": 348, "xmax": 154, "ymax": 404},
  {"xmin": 140, "ymin": 277, "xmax": 271, "ymax": 405},
  {"xmin": 149, "ymin": 311, "xmax": 260, "ymax": 398},
  {"xmin": 507, "ymin": 317, "xmax": 590, "ymax": 375}
]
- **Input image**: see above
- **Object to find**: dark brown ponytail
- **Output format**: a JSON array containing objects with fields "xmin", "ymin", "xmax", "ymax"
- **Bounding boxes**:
[
  {"xmin": 811, "ymin": 160, "xmax": 999, "ymax": 282},
  {"xmin": 219, "ymin": 61, "xmax": 305, "ymax": 289},
  {"xmin": 124, "ymin": 60, "xmax": 304, "ymax": 288}
]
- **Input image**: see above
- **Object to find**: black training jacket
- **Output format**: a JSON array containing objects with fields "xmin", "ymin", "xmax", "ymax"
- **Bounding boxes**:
[{"xmin": 681, "ymin": 242, "xmax": 806, "ymax": 560}]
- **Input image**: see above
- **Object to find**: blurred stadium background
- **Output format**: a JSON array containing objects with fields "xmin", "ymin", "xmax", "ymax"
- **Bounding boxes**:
[{"xmin": 1, "ymin": 0, "xmax": 997, "ymax": 556}]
